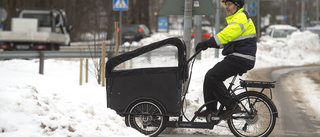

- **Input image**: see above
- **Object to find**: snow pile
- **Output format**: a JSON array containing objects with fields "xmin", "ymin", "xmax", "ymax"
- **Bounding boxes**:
[
  {"xmin": 0, "ymin": 60, "xmax": 146, "ymax": 137},
  {"xmin": 0, "ymin": 86, "xmax": 143, "ymax": 137},
  {"xmin": 257, "ymin": 31, "xmax": 320, "ymax": 68}
]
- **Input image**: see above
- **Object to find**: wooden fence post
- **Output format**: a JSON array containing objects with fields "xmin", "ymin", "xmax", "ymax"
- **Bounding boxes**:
[
  {"xmin": 85, "ymin": 58, "xmax": 88, "ymax": 83},
  {"xmin": 101, "ymin": 42, "xmax": 106, "ymax": 87},
  {"xmin": 79, "ymin": 58, "xmax": 83, "ymax": 85}
]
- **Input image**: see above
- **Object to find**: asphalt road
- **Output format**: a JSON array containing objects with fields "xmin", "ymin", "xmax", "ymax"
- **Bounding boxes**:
[{"xmin": 270, "ymin": 66, "xmax": 320, "ymax": 137}]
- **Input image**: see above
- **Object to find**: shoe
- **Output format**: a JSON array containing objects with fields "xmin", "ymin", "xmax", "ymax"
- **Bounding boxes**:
[
  {"xmin": 197, "ymin": 109, "xmax": 217, "ymax": 117},
  {"xmin": 220, "ymin": 104, "xmax": 241, "ymax": 120}
]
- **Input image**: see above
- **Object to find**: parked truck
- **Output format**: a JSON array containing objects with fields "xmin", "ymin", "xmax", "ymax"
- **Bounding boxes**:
[{"xmin": 0, "ymin": 8, "xmax": 72, "ymax": 51}]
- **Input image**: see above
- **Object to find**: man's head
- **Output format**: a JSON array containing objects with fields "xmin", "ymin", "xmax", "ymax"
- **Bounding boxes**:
[
  {"xmin": 221, "ymin": 0, "xmax": 244, "ymax": 8},
  {"xmin": 221, "ymin": 0, "xmax": 244, "ymax": 16}
]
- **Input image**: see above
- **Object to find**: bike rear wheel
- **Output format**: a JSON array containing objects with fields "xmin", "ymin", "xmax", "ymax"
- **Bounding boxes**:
[{"xmin": 227, "ymin": 91, "xmax": 277, "ymax": 137}]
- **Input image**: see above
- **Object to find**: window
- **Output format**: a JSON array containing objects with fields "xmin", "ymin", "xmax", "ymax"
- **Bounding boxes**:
[
  {"xmin": 114, "ymin": 44, "xmax": 179, "ymax": 70},
  {"xmin": 23, "ymin": 13, "xmax": 51, "ymax": 27}
]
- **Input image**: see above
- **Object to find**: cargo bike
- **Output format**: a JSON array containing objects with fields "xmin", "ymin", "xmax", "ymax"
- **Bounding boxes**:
[{"xmin": 106, "ymin": 38, "xmax": 278, "ymax": 137}]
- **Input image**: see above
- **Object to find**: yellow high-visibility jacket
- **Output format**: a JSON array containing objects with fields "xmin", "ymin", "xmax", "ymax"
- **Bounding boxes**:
[{"xmin": 207, "ymin": 8, "xmax": 257, "ymax": 68}]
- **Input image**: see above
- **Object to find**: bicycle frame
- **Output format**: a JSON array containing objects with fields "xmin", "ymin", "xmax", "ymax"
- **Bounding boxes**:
[
  {"xmin": 167, "ymin": 50, "xmax": 278, "ymax": 129},
  {"xmin": 166, "ymin": 50, "xmax": 240, "ymax": 128}
]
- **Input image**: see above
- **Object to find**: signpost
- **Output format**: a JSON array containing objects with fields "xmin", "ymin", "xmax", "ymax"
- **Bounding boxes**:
[{"xmin": 113, "ymin": 0, "xmax": 129, "ymax": 46}]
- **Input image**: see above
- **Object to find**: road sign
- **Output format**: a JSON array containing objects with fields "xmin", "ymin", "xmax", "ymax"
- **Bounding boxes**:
[
  {"xmin": 158, "ymin": 16, "xmax": 168, "ymax": 32},
  {"xmin": 249, "ymin": 1, "xmax": 256, "ymax": 8},
  {"xmin": 246, "ymin": 1, "xmax": 256, "ymax": 16},
  {"xmin": 113, "ymin": 0, "xmax": 128, "ymax": 11},
  {"xmin": 248, "ymin": 9, "xmax": 256, "ymax": 16}
]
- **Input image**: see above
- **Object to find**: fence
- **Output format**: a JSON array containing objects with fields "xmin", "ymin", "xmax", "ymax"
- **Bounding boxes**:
[{"xmin": 0, "ymin": 51, "xmax": 112, "ymax": 74}]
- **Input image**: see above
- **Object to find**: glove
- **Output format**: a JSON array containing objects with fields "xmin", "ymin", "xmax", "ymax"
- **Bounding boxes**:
[{"xmin": 195, "ymin": 41, "xmax": 209, "ymax": 52}]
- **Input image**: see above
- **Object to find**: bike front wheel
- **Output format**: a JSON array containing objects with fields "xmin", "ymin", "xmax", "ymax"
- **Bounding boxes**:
[
  {"xmin": 227, "ymin": 91, "xmax": 277, "ymax": 137},
  {"xmin": 125, "ymin": 100, "xmax": 167, "ymax": 137}
]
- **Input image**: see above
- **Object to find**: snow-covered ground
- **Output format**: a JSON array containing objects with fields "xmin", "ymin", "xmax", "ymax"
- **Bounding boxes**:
[{"xmin": 1, "ymin": 31, "xmax": 320, "ymax": 137}]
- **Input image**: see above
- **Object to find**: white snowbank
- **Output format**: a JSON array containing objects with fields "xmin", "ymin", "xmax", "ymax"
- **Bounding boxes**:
[{"xmin": 257, "ymin": 31, "xmax": 320, "ymax": 67}]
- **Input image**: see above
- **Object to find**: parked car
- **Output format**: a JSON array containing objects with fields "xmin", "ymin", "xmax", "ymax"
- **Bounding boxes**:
[
  {"xmin": 306, "ymin": 25, "xmax": 320, "ymax": 43},
  {"xmin": 121, "ymin": 24, "xmax": 151, "ymax": 44},
  {"xmin": 191, "ymin": 29, "xmax": 211, "ymax": 41},
  {"xmin": 267, "ymin": 25, "xmax": 298, "ymax": 38},
  {"xmin": 262, "ymin": 24, "xmax": 299, "ymax": 42}
]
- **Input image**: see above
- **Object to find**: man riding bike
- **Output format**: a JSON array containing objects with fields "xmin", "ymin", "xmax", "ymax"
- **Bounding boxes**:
[{"xmin": 195, "ymin": 0, "xmax": 257, "ymax": 119}]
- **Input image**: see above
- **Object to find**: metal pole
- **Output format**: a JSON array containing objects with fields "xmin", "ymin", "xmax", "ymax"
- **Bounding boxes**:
[
  {"xmin": 301, "ymin": 0, "xmax": 305, "ymax": 31},
  {"xmin": 194, "ymin": 15, "xmax": 202, "ymax": 59},
  {"xmin": 115, "ymin": 22, "xmax": 119, "ymax": 56},
  {"xmin": 183, "ymin": 0, "xmax": 193, "ymax": 59},
  {"xmin": 317, "ymin": 0, "xmax": 319, "ymax": 21},
  {"xmin": 214, "ymin": 0, "xmax": 220, "ymax": 58},
  {"xmin": 257, "ymin": 0, "xmax": 260, "ymax": 40},
  {"xmin": 119, "ymin": 11, "xmax": 122, "ymax": 46}
]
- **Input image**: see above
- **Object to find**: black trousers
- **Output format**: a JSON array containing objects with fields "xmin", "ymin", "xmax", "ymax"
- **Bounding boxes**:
[{"xmin": 203, "ymin": 56, "xmax": 253, "ymax": 111}]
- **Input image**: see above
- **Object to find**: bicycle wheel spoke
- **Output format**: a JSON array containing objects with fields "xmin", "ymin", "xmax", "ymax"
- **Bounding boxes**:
[
  {"xmin": 126, "ymin": 101, "xmax": 166, "ymax": 137},
  {"xmin": 151, "ymin": 119, "xmax": 161, "ymax": 127}
]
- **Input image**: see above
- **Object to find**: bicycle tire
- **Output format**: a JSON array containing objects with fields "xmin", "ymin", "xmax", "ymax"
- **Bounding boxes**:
[
  {"xmin": 227, "ymin": 91, "xmax": 277, "ymax": 137},
  {"xmin": 125, "ymin": 100, "xmax": 167, "ymax": 137}
]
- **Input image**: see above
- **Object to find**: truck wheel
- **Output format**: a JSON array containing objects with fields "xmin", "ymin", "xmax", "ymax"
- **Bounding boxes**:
[{"xmin": 54, "ymin": 45, "xmax": 60, "ymax": 51}]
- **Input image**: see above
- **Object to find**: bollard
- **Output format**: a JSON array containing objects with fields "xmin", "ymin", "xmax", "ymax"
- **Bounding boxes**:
[{"xmin": 39, "ymin": 51, "xmax": 44, "ymax": 74}]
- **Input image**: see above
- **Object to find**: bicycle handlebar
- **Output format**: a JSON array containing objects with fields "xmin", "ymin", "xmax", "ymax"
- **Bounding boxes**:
[{"xmin": 185, "ymin": 50, "xmax": 202, "ymax": 65}]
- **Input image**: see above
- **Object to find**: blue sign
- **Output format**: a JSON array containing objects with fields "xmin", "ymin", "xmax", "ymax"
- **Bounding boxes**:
[
  {"xmin": 246, "ymin": 1, "xmax": 256, "ymax": 16},
  {"xmin": 248, "ymin": 9, "xmax": 256, "ymax": 16},
  {"xmin": 158, "ymin": 17, "xmax": 168, "ymax": 32},
  {"xmin": 249, "ymin": 1, "xmax": 256, "ymax": 8},
  {"xmin": 113, "ymin": 0, "xmax": 128, "ymax": 11}
]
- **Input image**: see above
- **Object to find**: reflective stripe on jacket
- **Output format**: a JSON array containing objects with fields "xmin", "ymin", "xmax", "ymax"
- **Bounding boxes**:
[{"xmin": 208, "ymin": 8, "xmax": 257, "ymax": 68}]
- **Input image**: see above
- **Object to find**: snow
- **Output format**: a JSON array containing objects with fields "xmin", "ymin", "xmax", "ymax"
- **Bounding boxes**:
[
  {"xmin": 1, "ymin": 31, "xmax": 320, "ymax": 136},
  {"xmin": 282, "ymin": 72, "xmax": 320, "ymax": 118},
  {"xmin": 257, "ymin": 31, "xmax": 320, "ymax": 67}
]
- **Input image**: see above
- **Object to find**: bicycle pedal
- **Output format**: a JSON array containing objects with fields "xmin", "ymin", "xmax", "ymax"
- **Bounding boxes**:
[{"xmin": 211, "ymin": 117, "xmax": 220, "ymax": 121}]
